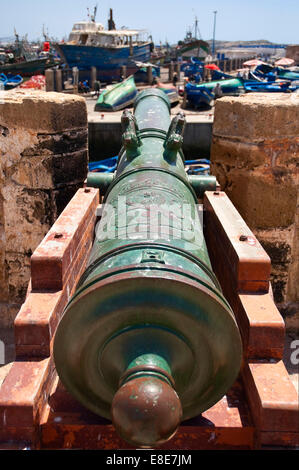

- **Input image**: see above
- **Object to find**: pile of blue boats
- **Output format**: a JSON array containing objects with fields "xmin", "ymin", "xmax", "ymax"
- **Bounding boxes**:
[
  {"xmin": 0, "ymin": 73, "xmax": 23, "ymax": 90},
  {"xmin": 89, "ymin": 156, "xmax": 211, "ymax": 175},
  {"xmin": 184, "ymin": 59, "xmax": 299, "ymax": 108}
]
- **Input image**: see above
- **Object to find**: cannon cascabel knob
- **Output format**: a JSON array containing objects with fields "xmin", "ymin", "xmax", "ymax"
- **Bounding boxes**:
[{"xmin": 111, "ymin": 376, "xmax": 182, "ymax": 448}]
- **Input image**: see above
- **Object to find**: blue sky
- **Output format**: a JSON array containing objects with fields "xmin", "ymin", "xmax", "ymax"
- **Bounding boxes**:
[{"xmin": 0, "ymin": 0, "xmax": 298, "ymax": 44}]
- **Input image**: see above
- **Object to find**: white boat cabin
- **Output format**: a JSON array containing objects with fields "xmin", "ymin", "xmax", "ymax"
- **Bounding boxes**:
[{"xmin": 68, "ymin": 21, "xmax": 146, "ymax": 48}]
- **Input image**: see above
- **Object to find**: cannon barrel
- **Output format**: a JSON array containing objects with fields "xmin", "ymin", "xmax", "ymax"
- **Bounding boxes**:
[{"xmin": 54, "ymin": 89, "xmax": 242, "ymax": 448}]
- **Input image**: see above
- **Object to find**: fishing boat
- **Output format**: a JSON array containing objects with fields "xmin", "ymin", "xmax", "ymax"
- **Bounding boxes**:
[
  {"xmin": 0, "ymin": 73, "xmax": 7, "ymax": 88},
  {"xmin": 0, "ymin": 57, "xmax": 54, "ymax": 76},
  {"xmin": 244, "ymin": 80, "xmax": 299, "ymax": 93},
  {"xmin": 192, "ymin": 77, "xmax": 245, "ymax": 95},
  {"xmin": 55, "ymin": 7, "xmax": 153, "ymax": 83},
  {"xmin": 176, "ymin": 18, "xmax": 209, "ymax": 60},
  {"xmin": 182, "ymin": 60, "xmax": 204, "ymax": 80},
  {"xmin": 276, "ymin": 68, "xmax": 299, "ymax": 81},
  {"xmin": 185, "ymin": 82, "xmax": 215, "ymax": 107},
  {"xmin": 0, "ymin": 32, "xmax": 57, "ymax": 76},
  {"xmin": 248, "ymin": 70, "xmax": 263, "ymax": 81},
  {"xmin": 4, "ymin": 73, "xmax": 23, "ymax": 89},
  {"xmin": 254, "ymin": 63, "xmax": 299, "ymax": 82},
  {"xmin": 211, "ymin": 69, "xmax": 234, "ymax": 80},
  {"xmin": 185, "ymin": 77, "xmax": 245, "ymax": 108},
  {"xmin": 94, "ymin": 75, "xmax": 138, "ymax": 112}
]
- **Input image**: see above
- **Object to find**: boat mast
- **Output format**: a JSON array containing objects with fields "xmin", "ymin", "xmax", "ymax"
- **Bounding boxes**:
[
  {"xmin": 212, "ymin": 11, "xmax": 217, "ymax": 56},
  {"xmin": 108, "ymin": 8, "xmax": 116, "ymax": 31},
  {"xmin": 42, "ymin": 24, "xmax": 50, "ymax": 42},
  {"xmin": 14, "ymin": 27, "xmax": 20, "ymax": 45},
  {"xmin": 87, "ymin": 4, "xmax": 98, "ymax": 23},
  {"xmin": 194, "ymin": 15, "xmax": 202, "ymax": 57},
  {"xmin": 13, "ymin": 27, "xmax": 23, "ymax": 58},
  {"xmin": 194, "ymin": 16, "xmax": 198, "ymax": 40},
  {"xmin": 91, "ymin": 5, "xmax": 98, "ymax": 22}
]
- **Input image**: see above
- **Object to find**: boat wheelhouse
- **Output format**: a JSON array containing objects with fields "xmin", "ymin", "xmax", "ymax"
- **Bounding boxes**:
[{"xmin": 68, "ymin": 21, "xmax": 147, "ymax": 49}]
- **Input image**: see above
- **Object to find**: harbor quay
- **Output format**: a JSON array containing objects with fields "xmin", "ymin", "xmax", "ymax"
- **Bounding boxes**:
[{"xmin": 87, "ymin": 95, "xmax": 214, "ymax": 161}]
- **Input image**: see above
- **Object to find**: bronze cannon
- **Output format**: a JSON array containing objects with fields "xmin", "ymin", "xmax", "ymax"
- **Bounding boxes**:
[{"xmin": 54, "ymin": 88, "xmax": 242, "ymax": 448}]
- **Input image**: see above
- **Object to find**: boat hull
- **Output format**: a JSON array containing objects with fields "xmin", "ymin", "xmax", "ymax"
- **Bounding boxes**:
[
  {"xmin": 277, "ymin": 69, "xmax": 299, "ymax": 81},
  {"xmin": 186, "ymin": 78, "xmax": 244, "ymax": 107},
  {"xmin": 155, "ymin": 84, "xmax": 179, "ymax": 105},
  {"xmin": 56, "ymin": 43, "xmax": 151, "ymax": 82},
  {"xmin": 197, "ymin": 78, "xmax": 245, "ymax": 95},
  {"xmin": 244, "ymin": 81, "xmax": 297, "ymax": 93},
  {"xmin": 5, "ymin": 77, "xmax": 23, "ymax": 90},
  {"xmin": 185, "ymin": 83, "xmax": 215, "ymax": 107},
  {"xmin": 0, "ymin": 57, "xmax": 56, "ymax": 77},
  {"xmin": 177, "ymin": 40, "xmax": 209, "ymax": 59},
  {"xmin": 0, "ymin": 73, "xmax": 23, "ymax": 90},
  {"xmin": 95, "ymin": 76, "xmax": 138, "ymax": 112}
]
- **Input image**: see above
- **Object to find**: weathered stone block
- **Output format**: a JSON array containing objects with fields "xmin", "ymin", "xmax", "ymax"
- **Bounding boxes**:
[
  {"xmin": 5, "ymin": 252, "xmax": 31, "ymax": 302},
  {"xmin": 1, "ymin": 90, "xmax": 87, "ymax": 133},
  {"xmin": 218, "ymin": 170, "xmax": 297, "ymax": 229},
  {"xmin": 3, "ymin": 186, "xmax": 54, "ymax": 252},
  {"xmin": 0, "ymin": 90, "xmax": 88, "ymax": 327},
  {"xmin": 255, "ymin": 226, "xmax": 298, "ymax": 305},
  {"xmin": 213, "ymin": 93, "xmax": 299, "ymax": 141},
  {"xmin": 211, "ymin": 93, "xmax": 299, "ymax": 307},
  {"xmin": 21, "ymin": 129, "xmax": 88, "ymax": 157}
]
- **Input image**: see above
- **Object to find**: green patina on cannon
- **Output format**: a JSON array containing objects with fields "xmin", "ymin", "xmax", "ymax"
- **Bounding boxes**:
[{"xmin": 54, "ymin": 88, "xmax": 242, "ymax": 448}]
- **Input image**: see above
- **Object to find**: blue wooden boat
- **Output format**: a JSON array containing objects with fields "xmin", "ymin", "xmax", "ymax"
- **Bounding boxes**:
[
  {"xmin": 190, "ymin": 56, "xmax": 204, "ymax": 65},
  {"xmin": 94, "ymin": 75, "xmax": 138, "ymax": 112},
  {"xmin": 4, "ymin": 73, "xmax": 23, "ymax": 90},
  {"xmin": 211, "ymin": 69, "xmax": 234, "ymax": 80},
  {"xmin": 248, "ymin": 70, "xmax": 263, "ymax": 81},
  {"xmin": 0, "ymin": 73, "xmax": 23, "ymax": 90},
  {"xmin": 185, "ymin": 77, "xmax": 246, "ymax": 108},
  {"xmin": 276, "ymin": 68, "xmax": 299, "ymax": 81},
  {"xmin": 244, "ymin": 80, "xmax": 299, "ymax": 93},
  {"xmin": 254, "ymin": 63, "xmax": 274, "ymax": 76},
  {"xmin": 55, "ymin": 8, "xmax": 152, "ymax": 83},
  {"xmin": 155, "ymin": 82, "xmax": 179, "ymax": 105},
  {"xmin": 183, "ymin": 62, "xmax": 203, "ymax": 79},
  {"xmin": 189, "ymin": 77, "xmax": 245, "ymax": 95},
  {"xmin": 89, "ymin": 156, "xmax": 118, "ymax": 171},
  {"xmin": 185, "ymin": 82, "xmax": 215, "ymax": 107},
  {"xmin": 0, "ymin": 73, "xmax": 7, "ymax": 88},
  {"xmin": 254, "ymin": 64, "xmax": 299, "ymax": 82},
  {"xmin": 244, "ymin": 82, "xmax": 285, "ymax": 92}
]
